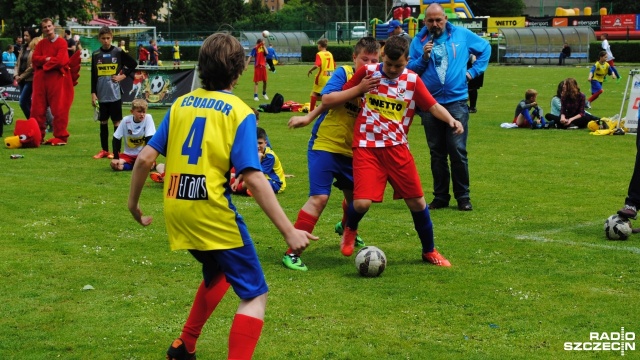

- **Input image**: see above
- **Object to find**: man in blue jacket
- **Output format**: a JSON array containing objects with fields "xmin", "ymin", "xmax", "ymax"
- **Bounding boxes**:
[{"xmin": 407, "ymin": 3, "xmax": 490, "ymax": 211}]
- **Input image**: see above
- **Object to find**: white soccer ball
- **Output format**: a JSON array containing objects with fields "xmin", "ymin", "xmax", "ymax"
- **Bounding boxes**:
[
  {"xmin": 262, "ymin": 30, "xmax": 270, "ymax": 38},
  {"xmin": 80, "ymin": 48, "xmax": 91, "ymax": 60},
  {"xmin": 604, "ymin": 214, "xmax": 632, "ymax": 240},
  {"xmin": 150, "ymin": 75, "xmax": 165, "ymax": 94},
  {"xmin": 355, "ymin": 246, "xmax": 387, "ymax": 277}
]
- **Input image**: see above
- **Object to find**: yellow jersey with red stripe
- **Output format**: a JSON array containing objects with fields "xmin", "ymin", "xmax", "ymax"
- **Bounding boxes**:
[
  {"xmin": 147, "ymin": 88, "xmax": 260, "ymax": 251},
  {"xmin": 312, "ymin": 50, "xmax": 335, "ymax": 93}
]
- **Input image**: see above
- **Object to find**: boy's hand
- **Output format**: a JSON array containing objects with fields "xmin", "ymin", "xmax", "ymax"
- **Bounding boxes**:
[
  {"xmin": 356, "ymin": 75, "xmax": 381, "ymax": 94},
  {"xmin": 284, "ymin": 229, "xmax": 318, "ymax": 254},
  {"xmin": 288, "ymin": 115, "xmax": 313, "ymax": 128},
  {"xmin": 130, "ymin": 205, "xmax": 153, "ymax": 226},
  {"xmin": 110, "ymin": 159, "xmax": 123, "ymax": 171},
  {"xmin": 450, "ymin": 120, "xmax": 464, "ymax": 134}
]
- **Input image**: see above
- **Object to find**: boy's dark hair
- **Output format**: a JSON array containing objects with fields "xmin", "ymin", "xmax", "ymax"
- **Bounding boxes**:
[
  {"xmin": 198, "ymin": 33, "xmax": 245, "ymax": 91},
  {"xmin": 257, "ymin": 127, "xmax": 267, "ymax": 140},
  {"xmin": 354, "ymin": 37, "xmax": 380, "ymax": 57},
  {"xmin": 383, "ymin": 35, "xmax": 409, "ymax": 61},
  {"xmin": 598, "ymin": 50, "xmax": 607, "ymax": 58},
  {"xmin": 65, "ymin": 29, "xmax": 71, "ymax": 36},
  {"xmin": 98, "ymin": 26, "xmax": 112, "ymax": 37},
  {"xmin": 555, "ymin": 81, "xmax": 564, "ymax": 98},
  {"xmin": 317, "ymin": 38, "xmax": 328, "ymax": 48}
]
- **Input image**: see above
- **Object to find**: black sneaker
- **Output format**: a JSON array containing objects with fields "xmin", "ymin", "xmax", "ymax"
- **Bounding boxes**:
[
  {"xmin": 167, "ymin": 338, "xmax": 196, "ymax": 360},
  {"xmin": 457, "ymin": 199, "xmax": 473, "ymax": 211},
  {"xmin": 428, "ymin": 199, "xmax": 449, "ymax": 210},
  {"xmin": 469, "ymin": 107, "xmax": 477, "ymax": 113},
  {"xmin": 617, "ymin": 205, "xmax": 637, "ymax": 220}
]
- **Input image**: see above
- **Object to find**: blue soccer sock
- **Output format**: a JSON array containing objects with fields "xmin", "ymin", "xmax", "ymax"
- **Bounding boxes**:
[
  {"xmin": 411, "ymin": 208, "xmax": 434, "ymax": 253},
  {"xmin": 345, "ymin": 202, "xmax": 366, "ymax": 231}
]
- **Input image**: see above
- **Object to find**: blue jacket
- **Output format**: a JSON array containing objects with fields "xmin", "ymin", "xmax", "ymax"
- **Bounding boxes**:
[
  {"xmin": 407, "ymin": 22, "xmax": 490, "ymax": 105},
  {"xmin": 266, "ymin": 47, "xmax": 278, "ymax": 61}
]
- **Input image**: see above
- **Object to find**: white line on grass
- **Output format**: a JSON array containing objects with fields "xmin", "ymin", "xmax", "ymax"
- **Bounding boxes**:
[{"xmin": 515, "ymin": 221, "xmax": 640, "ymax": 254}]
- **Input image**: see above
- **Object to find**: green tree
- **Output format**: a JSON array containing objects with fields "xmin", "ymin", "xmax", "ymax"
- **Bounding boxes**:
[
  {"xmin": 608, "ymin": 0, "xmax": 640, "ymax": 14},
  {"xmin": 103, "ymin": 0, "xmax": 164, "ymax": 26},
  {"xmin": 468, "ymin": 0, "xmax": 524, "ymax": 17},
  {"xmin": 1, "ymin": 0, "xmax": 96, "ymax": 36},
  {"xmin": 168, "ymin": 0, "xmax": 191, "ymax": 27}
]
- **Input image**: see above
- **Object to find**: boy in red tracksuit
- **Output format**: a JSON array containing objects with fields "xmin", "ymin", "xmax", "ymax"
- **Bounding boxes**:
[{"xmin": 31, "ymin": 18, "xmax": 74, "ymax": 145}]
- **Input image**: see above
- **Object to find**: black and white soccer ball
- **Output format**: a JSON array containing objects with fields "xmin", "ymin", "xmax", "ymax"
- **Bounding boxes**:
[
  {"xmin": 604, "ymin": 214, "xmax": 632, "ymax": 240},
  {"xmin": 150, "ymin": 75, "xmax": 165, "ymax": 94},
  {"xmin": 355, "ymin": 246, "xmax": 387, "ymax": 277},
  {"xmin": 80, "ymin": 48, "xmax": 91, "ymax": 61}
]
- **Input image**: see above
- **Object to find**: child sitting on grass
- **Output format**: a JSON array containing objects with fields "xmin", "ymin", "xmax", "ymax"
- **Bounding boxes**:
[
  {"xmin": 231, "ymin": 127, "xmax": 285, "ymax": 195},
  {"xmin": 110, "ymin": 99, "xmax": 156, "ymax": 171},
  {"xmin": 513, "ymin": 89, "xmax": 546, "ymax": 129}
]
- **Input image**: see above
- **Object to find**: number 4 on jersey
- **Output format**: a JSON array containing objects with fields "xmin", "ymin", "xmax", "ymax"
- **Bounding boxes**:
[{"xmin": 182, "ymin": 117, "xmax": 205, "ymax": 164}]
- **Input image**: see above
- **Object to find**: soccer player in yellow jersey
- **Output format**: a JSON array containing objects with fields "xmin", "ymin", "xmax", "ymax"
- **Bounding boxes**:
[
  {"xmin": 128, "ymin": 33, "xmax": 316, "ymax": 360},
  {"xmin": 587, "ymin": 50, "xmax": 616, "ymax": 106},
  {"xmin": 307, "ymin": 38, "xmax": 335, "ymax": 111},
  {"xmin": 283, "ymin": 37, "xmax": 380, "ymax": 271},
  {"xmin": 173, "ymin": 40, "xmax": 181, "ymax": 69}
]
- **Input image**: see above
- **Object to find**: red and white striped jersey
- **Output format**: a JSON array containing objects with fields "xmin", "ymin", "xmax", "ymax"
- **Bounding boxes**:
[{"xmin": 344, "ymin": 63, "xmax": 436, "ymax": 148}]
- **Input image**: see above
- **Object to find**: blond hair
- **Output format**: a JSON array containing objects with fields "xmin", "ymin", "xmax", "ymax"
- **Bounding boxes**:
[
  {"xmin": 29, "ymin": 36, "xmax": 43, "ymax": 51},
  {"xmin": 131, "ymin": 99, "xmax": 149, "ymax": 111}
]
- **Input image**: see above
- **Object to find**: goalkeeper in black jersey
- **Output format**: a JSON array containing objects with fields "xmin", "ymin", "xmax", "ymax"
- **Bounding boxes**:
[{"xmin": 90, "ymin": 25, "xmax": 137, "ymax": 159}]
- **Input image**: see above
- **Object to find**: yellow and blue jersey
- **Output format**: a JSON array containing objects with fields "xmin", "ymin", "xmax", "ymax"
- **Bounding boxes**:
[
  {"xmin": 591, "ymin": 61, "xmax": 611, "ymax": 83},
  {"xmin": 309, "ymin": 65, "xmax": 359, "ymax": 157},
  {"xmin": 262, "ymin": 147, "xmax": 286, "ymax": 193},
  {"xmin": 147, "ymin": 88, "xmax": 260, "ymax": 251}
]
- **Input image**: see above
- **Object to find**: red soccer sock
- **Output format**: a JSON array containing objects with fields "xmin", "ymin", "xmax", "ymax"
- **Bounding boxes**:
[
  {"xmin": 180, "ymin": 274, "xmax": 230, "ymax": 353},
  {"xmin": 588, "ymin": 89, "xmax": 603, "ymax": 103},
  {"xmin": 228, "ymin": 314, "xmax": 264, "ymax": 360},
  {"xmin": 285, "ymin": 209, "xmax": 318, "ymax": 255},
  {"xmin": 310, "ymin": 96, "xmax": 317, "ymax": 111}
]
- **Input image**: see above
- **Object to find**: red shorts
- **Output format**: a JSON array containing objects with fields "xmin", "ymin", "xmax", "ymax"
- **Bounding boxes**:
[
  {"xmin": 253, "ymin": 66, "xmax": 267, "ymax": 83},
  {"xmin": 120, "ymin": 153, "xmax": 137, "ymax": 165},
  {"xmin": 353, "ymin": 145, "xmax": 424, "ymax": 202}
]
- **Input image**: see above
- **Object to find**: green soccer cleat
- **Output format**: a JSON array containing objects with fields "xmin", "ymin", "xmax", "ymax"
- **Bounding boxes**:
[
  {"xmin": 334, "ymin": 221, "xmax": 365, "ymax": 247},
  {"xmin": 282, "ymin": 253, "xmax": 308, "ymax": 271}
]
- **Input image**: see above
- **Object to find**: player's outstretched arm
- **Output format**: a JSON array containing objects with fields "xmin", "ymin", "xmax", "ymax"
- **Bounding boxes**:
[
  {"xmin": 322, "ymin": 75, "xmax": 379, "ymax": 108},
  {"xmin": 288, "ymin": 104, "xmax": 326, "ymax": 128},
  {"xmin": 243, "ymin": 169, "xmax": 318, "ymax": 253},
  {"xmin": 429, "ymin": 103, "xmax": 464, "ymax": 135},
  {"xmin": 128, "ymin": 145, "xmax": 158, "ymax": 226}
]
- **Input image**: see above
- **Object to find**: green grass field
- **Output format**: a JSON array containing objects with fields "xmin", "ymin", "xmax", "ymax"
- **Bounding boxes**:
[{"xmin": 1, "ymin": 61, "xmax": 639, "ymax": 359}]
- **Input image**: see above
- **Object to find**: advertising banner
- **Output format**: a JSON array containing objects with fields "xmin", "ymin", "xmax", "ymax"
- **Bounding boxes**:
[
  {"xmin": 2, "ymin": 68, "xmax": 20, "ymax": 102},
  {"xmin": 623, "ymin": 72, "xmax": 640, "ymax": 129},
  {"xmin": 117, "ymin": 66, "xmax": 197, "ymax": 108},
  {"xmin": 525, "ymin": 17, "xmax": 554, "ymax": 27},
  {"xmin": 601, "ymin": 14, "xmax": 636, "ymax": 31},
  {"xmin": 487, "ymin": 17, "xmax": 526, "ymax": 33},
  {"xmin": 568, "ymin": 16, "xmax": 601, "ymax": 29}
]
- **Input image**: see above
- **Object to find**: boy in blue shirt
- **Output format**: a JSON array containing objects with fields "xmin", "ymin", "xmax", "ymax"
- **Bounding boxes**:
[{"xmin": 266, "ymin": 44, "xmax": 278, "ymax": 73}]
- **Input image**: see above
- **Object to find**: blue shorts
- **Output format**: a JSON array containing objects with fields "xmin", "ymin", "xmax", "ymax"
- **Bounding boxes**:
[
  {"xmin": 590, "ymin": 80, "xmax": 603, "ymax": 94},
  {"xmin": 189, "ymin": 242, "xmax": 268, "ymax": 300},
  {"xmin": 307, "ymin": 149, "xmax": 354, "ymax": 196}
]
